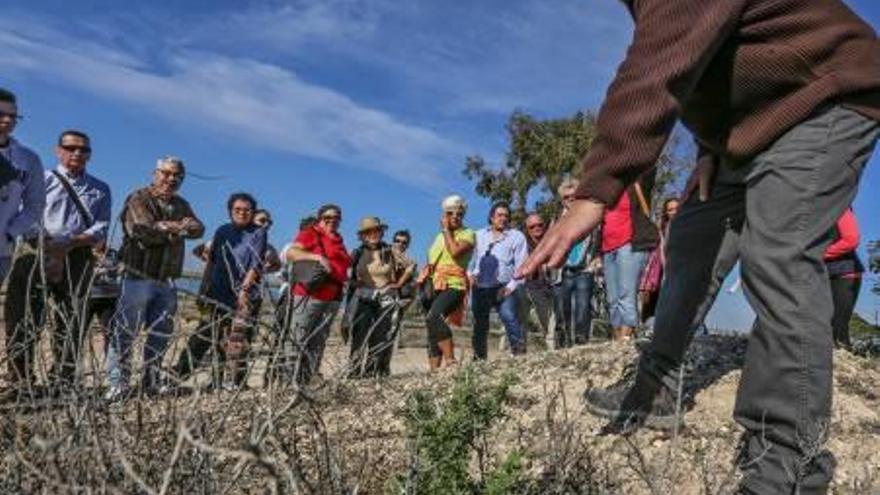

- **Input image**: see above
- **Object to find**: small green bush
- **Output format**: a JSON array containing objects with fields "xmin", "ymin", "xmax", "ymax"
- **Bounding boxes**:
[{"xmin": 394, "ymin": 367, "xmax": 521, "ymax": 495}]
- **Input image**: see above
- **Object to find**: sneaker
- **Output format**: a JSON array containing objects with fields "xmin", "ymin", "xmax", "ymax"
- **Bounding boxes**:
[{"xmin": 584, "ymin": 372, "xmax": 682, "ymax": 433}]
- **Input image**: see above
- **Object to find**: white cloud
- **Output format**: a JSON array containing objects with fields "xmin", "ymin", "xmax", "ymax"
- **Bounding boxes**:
[
  {"xmin": 0, "ymin": 21, "xmax": 459, "ymax": 188},
  {"xmin": 0, "ymin": 2, "xmax": 634, "ymax": 189},
  {"xmin": 186, "ymin": 0, "xmax": 386, "ymax": 50},
  {"xmin": 186, "ymin": 0, "xmax": 633, "ymax": 116}
]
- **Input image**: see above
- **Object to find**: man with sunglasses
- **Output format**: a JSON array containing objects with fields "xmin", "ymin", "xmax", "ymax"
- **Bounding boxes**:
[
  {"xmin": 381, "ymin": 229, "xmax": 417, "ymax": 375},
  {"xmin": 516, "ymin": 212, "xmax": 555, "ymax": 349},
  {"xmin": 106, "ymin": 156, "xmax": 204, "ymax": 400},
  {"xmin": 0, "ymin": 88, "xmax": 46, "ymax": 400},
  {"xmin": 389, "ymin": 230, "xmax": 417, "ymax": 296},
  {"xmin": 5, "ymin": 129, "xmax": 111, "ymax": 393}
]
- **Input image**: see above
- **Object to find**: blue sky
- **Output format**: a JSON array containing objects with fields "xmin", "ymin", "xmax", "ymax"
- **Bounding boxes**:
[{"xmin": 1, "ymin": 0, "xmax": 878, "ymax": 330}]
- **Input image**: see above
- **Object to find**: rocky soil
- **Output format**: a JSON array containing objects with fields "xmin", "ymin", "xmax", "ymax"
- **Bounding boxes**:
[{"xmin": 2, "ymin": 333, "xmax": 878, "ymax": 494}]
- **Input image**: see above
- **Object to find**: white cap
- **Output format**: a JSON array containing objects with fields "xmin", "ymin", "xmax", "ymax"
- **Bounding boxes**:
[{"xmin": 441, "ymin": 194, "xmax": 467, "ymax": 213}]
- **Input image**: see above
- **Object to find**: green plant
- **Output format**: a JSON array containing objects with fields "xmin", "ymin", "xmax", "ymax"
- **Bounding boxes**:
[{"xmin": 395, "ymin": 368, "xmax": 521, "ymax": 495}]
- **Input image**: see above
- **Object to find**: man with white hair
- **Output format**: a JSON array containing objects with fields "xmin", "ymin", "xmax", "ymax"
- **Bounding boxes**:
[{"xmin": 105, "ymin": 156, "xmax": 204, "ymax": 400}]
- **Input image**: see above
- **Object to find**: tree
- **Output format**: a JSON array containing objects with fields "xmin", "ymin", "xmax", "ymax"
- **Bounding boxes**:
[
  {"xmin": 463, "ymin": 110, "xmax": 597, "ymax": 227},
  {"xmin": 869, "ymin": 239, "xmax": 880, "ymax": 296},
  {"xmin": 463, "ymin": 110, "xmax": 694, "ymax": 228}
]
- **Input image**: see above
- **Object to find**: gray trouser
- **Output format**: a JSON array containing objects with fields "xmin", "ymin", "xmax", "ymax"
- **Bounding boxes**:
[
  {"xmin": 517, "ymin": 284, "xmax": 555, "ymax": 338},
  {"xmin": 280, "ymin": 296, "xmax": 339, "ymax": 385},
  {"xmin": 640, "ymin": 106, "xmax": 879, "ymax": 494}
]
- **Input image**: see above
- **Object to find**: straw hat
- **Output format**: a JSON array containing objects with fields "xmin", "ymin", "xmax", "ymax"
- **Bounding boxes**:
[{"xmin": 357, "ymin": 216, "xmax": 388, "ymax": 234}]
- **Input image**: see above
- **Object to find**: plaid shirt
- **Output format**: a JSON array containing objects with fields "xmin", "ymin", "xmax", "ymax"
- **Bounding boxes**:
[{"xmin": 119, "ymin": 186, "xmax": 204, "ymax": 281}]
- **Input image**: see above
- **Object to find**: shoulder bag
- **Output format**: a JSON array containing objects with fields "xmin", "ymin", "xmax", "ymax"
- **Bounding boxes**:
[
  {"xmin": 47, "ymin": 170, "xmax": 97, "ymax": 283},
  {"xmin": 290, "ymin": 230, "xmax": 332, "ymax": 293},
  {"xmin": 417, "ymin": 249, "xmax": 444, "ymax": 312}
]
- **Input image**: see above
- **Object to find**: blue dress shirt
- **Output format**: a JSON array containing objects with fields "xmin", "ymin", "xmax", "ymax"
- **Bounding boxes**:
[
  {"xmin": 467, "ymin": 227, "xmax": 528, "ymax": 291},
  {"xmin": 42, "ymin": 165, "xmax": 112, "ymax": 243}
]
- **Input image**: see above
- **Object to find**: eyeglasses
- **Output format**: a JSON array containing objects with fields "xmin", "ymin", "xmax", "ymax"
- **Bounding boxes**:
[
  {"xmin": 526, "ymin": 223, "xmax": 545, "ymax": 230},
  {"xmin": 0, "ymin": 111, "xmax": 23, "ymax": 122},
  {"xmin": 157, "ymin": 168, "xmax": 185, "ymax": 179},
  {"xmin": 60, "ymin": 144, "xmax": 91, "ymax": 154},
  {"xmin": 232, "ymin": 207, "xmax": 253, "ymax": 214}
]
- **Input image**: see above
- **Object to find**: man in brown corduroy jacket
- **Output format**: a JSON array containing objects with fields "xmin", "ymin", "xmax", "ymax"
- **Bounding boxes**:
[{"xmin": 518, "ymin": 1, "xmax": 880, "ymax": 493}]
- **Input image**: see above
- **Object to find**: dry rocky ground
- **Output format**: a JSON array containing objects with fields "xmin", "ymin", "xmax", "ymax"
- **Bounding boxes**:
[{"xmin": 1, "ymin": 314, "xmax": 878, "ymax": 494}]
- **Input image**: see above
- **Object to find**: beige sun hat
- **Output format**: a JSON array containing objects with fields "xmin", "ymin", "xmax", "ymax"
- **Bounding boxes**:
[{"xmin": 357, "ymin": 216, "xmax": 388, "ymax": 234}]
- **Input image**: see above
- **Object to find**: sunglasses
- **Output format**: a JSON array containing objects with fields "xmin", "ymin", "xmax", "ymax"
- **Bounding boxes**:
[
  {"xmin": 562, "ymin": 194, "xmax": 575, "ymax": 201},
  {"xmin": 444, "ymin": 211, "xmax": 463, "ymax": 218},
  {"xmin": 393, "ymin": 239, "xmax": 409, "ymax": 245},
  {"xmin": 321, "ymin": 215, "xmax": 342, "ymax": 222},
  {"xmin": 526, "ymin": 223, "xmax": 545, "ymax": 230},
  {"xmin": 60, "ymin": 144, "xmax": 92, "ymax": 154}
]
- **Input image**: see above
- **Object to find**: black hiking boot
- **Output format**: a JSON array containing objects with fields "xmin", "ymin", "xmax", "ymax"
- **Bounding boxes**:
[{"xmin": 584, "ymin": 371, "xmax": 682, "ymax": 434}]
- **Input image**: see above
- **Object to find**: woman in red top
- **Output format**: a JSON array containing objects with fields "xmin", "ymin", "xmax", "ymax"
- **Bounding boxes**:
[
  {"xmin": 824, "ymin": 208, "xmax": 865, "ymax": 350},
  {"xmin": 281, "ymin": 204, "xmax": 351, "ymax": 385},
  {"xmin": 600, "ymin": 173, "xmax": 659, "ymax": 341}
]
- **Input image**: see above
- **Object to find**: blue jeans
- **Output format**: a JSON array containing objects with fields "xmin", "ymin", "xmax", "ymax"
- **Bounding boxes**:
[
  {"xmin": 471, "ymin": 286, "xmax": 524, "ymax": 359},
  {"xmin": 553, "ymin": 269, "xmax": 593, "ymax": 347},
  {"xmin": 106, "ymin": 277, "xmax": 178, "ymax": 390},
  {"xmin": 603, "ymin": 243, "xmax": 647, "ymax": 329}
]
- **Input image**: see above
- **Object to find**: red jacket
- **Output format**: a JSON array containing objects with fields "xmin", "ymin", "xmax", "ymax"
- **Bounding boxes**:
[
  {"xmin": 824, "ymin": 209, "xmax": 864, "ymax": 279},
  {"xmin": 824, "ymin": 209, "xmax": 860, "ymax": 260},
  {"xmin": 292, "ymin": 226, "xmax": 351, "ymax": 301}
]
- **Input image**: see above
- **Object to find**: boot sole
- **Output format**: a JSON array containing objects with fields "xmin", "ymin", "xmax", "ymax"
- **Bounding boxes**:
[{"xmin": 585, "ymin": 399, "xmax": 683, "ymax": 431}]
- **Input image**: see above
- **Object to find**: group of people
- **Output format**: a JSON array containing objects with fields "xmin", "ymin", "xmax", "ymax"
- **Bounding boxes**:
[
  {"xmin": 0, "ymin": 77, "xmax": 704, "ymax": 405},
  {"xmin": 0, "ymin": 87, "xmax": 207, "ymax": 400},
  {"xmin": 414, "ymin": 179, "xmax": 677, "ymax": 372},
  {"xmin": 0, "ymin": 86, "xmax": 416, "ymax": 398},
  {"xmin": 0, "ymin": 82, "xmax": 869, "ymax": 404}
]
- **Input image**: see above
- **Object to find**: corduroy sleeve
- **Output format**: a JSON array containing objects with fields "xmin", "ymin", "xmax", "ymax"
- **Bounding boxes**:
[{"xmin": 575, "ymin": 0, "xmax": 746, "ymax": 204}]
